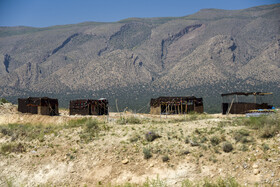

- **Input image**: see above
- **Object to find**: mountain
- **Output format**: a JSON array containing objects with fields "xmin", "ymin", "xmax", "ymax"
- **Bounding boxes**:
[{"xmin": 0, "ymin": 4, "xmax": 279, "ymax": 112}]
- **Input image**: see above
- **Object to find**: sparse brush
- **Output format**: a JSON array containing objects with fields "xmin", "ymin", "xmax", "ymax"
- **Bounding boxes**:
[
  {"xmin": 85, "ymin": 118, "xmax": 99, "ymax": 131},
  {"xmin": 209, "ymin": 155, "xmax": 218, "ymax": 163},
  {"xmin": 145, "ymin": 131, "xmax": 160, "ymax": 142},
  {"xmin": 0, "ymin": 123, "xmax": 57, "ymax": 141},
  {"xmin": 190, "ymin": 137, "xmax": 199, "ymax": 146},
  {"xmin": 181, "ymin": 179, "xmax": 193, "ymax": 187},
  {"xmin": 260, "ymin": 124, "xmax": 278, "ymax": 138},
  {"xmin": 1, "ymin": 143, "xmax": 25, "ymax": 154},
  {"xmin": 116, "ymin": 117, "xmax": 126, "ymax": 125},
  {"xmin": 189, "ymin": 114, "xmax": 198, "ymax": 121},
  {"xmin": 143, "ymin": 176, "xmax": 167, "ymax": 187},
  {"xmin": 200, "ymin": 136, "xmax": 208, "ymax": 143},
  {"xmin": 234, "ymin": 129, "xmax": 250, "ymax": 143},
  {"xmin": 117, "ymin": 116, "xmax": 143, "ymax": 125},
  {"xmin": 182, "ymin": 149, "xmax": 191, "ymax": 155},
  {"xmin": 129, "ymin": 133, "xmax": 141, "ymax": 142},
  {"xmin": 143, "ymin": 147, "xmax": 152, "ymax": 159},
  {"xmin": 261, "ymin": 143, "xmax": 270, "ymax": 152},
  {"xmin": 236, "ymin": 114, "xmax": 280, "ymax": 138},
  {"xmin": 222, "ymin": 142, "xmax": 233, "ymax": 153},
  {"xmin": 168, "ymin": 113, "xmax": 211, "ymax": 123},
  {"xmin": 65, "ymin": 118, "xmax": 88, "ymax": 128},
  {"xmin": 194, "ymin": 128, "xmax": 201, "ymax": 134},
  {"xmin": 126, "ymin": 116, "xmax": 142, "ymax": 124},
  {"xmin": 79, "ymin": 118, "xmax": 108, "ymax": 143},
  {"xmin": 200, "ymin": 144, "xmax": 208, "ymax": 150},
  {"xmin": 200, "ymin": 177, "xmax": 240, "ymax": 187},
  {"xmin": 185, "ymin": 136, "xmax": 190, "ymax": 144},
  {"xmin": 240, "ymin": 144, "xmax": 248, "ymax": 152},
  {"xmin": 240, "ymin": 136, "xmax": 254, "ymax": 144},
  {"xmin": 214, "ymin": 146, "xmax": 221, "ymax": 154},
  {"xmin": 162, "ymin": 155, "xmax": 169, "ymax": 162},
  {"xmin": 0, "ymin": 98, "xmax": 9, "ymax": 104},
  {"xmin": 210, "ymin": 136, "xmax": 221, "ymax": 146}
]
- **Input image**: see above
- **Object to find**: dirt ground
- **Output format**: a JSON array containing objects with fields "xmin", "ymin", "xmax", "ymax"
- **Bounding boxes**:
[{"xmin": 0, "ymin": 105, "xmax": 279, "ymax": 186}]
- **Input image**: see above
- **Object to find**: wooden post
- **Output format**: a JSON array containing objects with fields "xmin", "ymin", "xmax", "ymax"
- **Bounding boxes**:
[
  {"xmin": 38, "ymin": 106, "xmax": 41, "ymax": 115},
  {"xmin": 166, "ymin": 103, "xmax": 168, "ymax": 118},
  {"xmin": 227, "ymin": 98, "xmax": 235, "ymax": 115},
  {"xmin": 168, "ymin": 103, "xmax": 170, "ymax": 114}
]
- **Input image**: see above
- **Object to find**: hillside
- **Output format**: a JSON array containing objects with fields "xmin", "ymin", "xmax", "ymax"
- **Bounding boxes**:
[
  {"xmin": 0, "ymin": 4, "xmax": 279, "ymax": 112},
  {"xmin": 0, "ymin": 105, "xmax": 280, "ymax": 186}
]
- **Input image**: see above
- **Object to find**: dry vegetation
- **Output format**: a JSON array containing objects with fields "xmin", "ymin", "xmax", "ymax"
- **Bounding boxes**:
[{"xmin": 0, "ymin": 105, "xmax": 279, "ymax": 186}]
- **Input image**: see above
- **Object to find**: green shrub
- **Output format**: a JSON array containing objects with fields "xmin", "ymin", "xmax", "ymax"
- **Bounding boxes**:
[
  {"xmin": 181, "ymin": 179, "xmax": 193, "ymax": 187},
  {"xmin": 85, "ymin": 119, "xmax": 99, "ymax": 131},
  {"xmin": 260, "ymin": 124, "xmax": 278, "ymax": 138},
  {"xmin": 200, "ymin": 136, "xmax": 208, "ymax": 143},
  {"xmin": 168, "ymin": 113, "xmax": 211, "ymax": 123},
  {"xmin": 129, "ymin": 133, "xmax": 141, "ymax": 142},
  {"xmin": 145, "ymin": 131, "xmax": 160, "ymax": 142},
  {"xmin": 143, "ymin": 176, "xmax": 167, "ymax": 187},
  {"xmin": 162, "ymin": 155, "xmax": 169, "ymax": 162},
  {"xmin": 65, "ymin": 118, "xmax": 88, "ymax": 128},
  {"xmin": 240, "ymin": 144, "xmax": 249, "ymax": 152},
  {"xmin": 0, "ymin": 123, "xmax": 56, "ymax": 141},
  {"xmin": 189, "ymin": 114, "xmax": 198, "ymax": 121},
  {"xmin": 223, "ymin": 142, "xmax": 233, "ymax": 153},
  {"xmin": 209, "ymin": 155, "xmax": 218, "ymax": 163},
  {"xmin": 0, "ymin": 98, "xmax": 9, "ymax": 104},
  {"xmin": 234, "ymin": 129, "xmax": 250, "ymax": 143},
  {"xmin": 261, "ymin": 143, "xmax": 270, "ymax": 152},
  {"xmin": 210, "ymin": 136, "xmax": 221, "ymax": 146},
  {"xmin": 181, "ymin": 177, "xmax": 240, "ymax": 187},
  {"xmin": 126, "ymin": 116, "xmax": 142, "ymax": 124},
  {"xmin": 79, "ymin": 119, "xmax": 101, "ymax": 143},
  {"xmin": 237, "ymin": 115, "xmax": 280, "ymax": 138},
  {"xmin": 116, "ymin": 117, "xmax": 126, "ymax": 125},
  {"xmin": 117, "ymin": 116, "xmax": 143, "ymax": 125},
  {"xmin": 1, "ymin": 143, "xmax": 25, "ymax": 154},
  {"xmin": 185, "ymin": 136, "xmax": 190, "ymax": 144},
  {"xmin": 190, "ymin": 137, "xmax": 199, "ymax": 146},
  {"xmin": 143, "ymin": 147, "xmax": 152, "ymax": 159},
  {"xmin": 240, "ymin": 136, "xmax": 254, "ymax": 144},
  {"xmin": 1, "ymin": 128, "xmax": 12, "ymax": 136},
  {"xmin": 200, "ymin": 144, "xmax": 208, "ymax": 150}
]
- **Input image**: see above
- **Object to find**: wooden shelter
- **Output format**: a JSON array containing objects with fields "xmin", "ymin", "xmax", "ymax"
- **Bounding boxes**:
[
  {"xmin": 69, "ymin": 99, "xmax": 108, "ymax": 115},
  {"xmin": 221, "ymin": 92, "xmax": 273, "ymax": 114},
  {"xmin": 150, "ymin": 96, "xmax": 203, "ymax": 115},
  {"xmin": 18, "ymin": 97, "xmax": 59, "ymax": 116}
]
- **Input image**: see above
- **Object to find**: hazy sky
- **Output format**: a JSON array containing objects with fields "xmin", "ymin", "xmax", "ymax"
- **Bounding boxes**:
[{"xmin": 0, "ymin": 0, "xmax": 279, "ymax": 27}]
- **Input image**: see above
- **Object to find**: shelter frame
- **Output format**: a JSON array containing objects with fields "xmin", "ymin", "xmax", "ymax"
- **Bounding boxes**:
[
  {"xmin": 150, "ymin": 96, "xmax": 203, "ymax": 115},
  {"xmin": 221, "ymin": 92, "xmax": 273, "ymax": 114},
  {"xmin": 18, "ymin": 97, "xmax": 59, "ymax": 116}
]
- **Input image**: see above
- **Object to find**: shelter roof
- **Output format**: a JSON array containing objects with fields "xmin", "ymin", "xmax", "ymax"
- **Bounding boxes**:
[{"xmin": 221, "ymin": 92, "xmax": 273, "ymax": 97}]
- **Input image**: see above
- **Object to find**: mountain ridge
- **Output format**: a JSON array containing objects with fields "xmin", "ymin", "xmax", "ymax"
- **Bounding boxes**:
[{"xmin": 0, "ymin": 3, "xmax": 279, "ymax": 112}]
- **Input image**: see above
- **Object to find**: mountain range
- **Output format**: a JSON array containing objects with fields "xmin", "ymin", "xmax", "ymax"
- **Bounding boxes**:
[{"xmin": 0, "ymin": 4, "xmax": 279, "ymax": 112}]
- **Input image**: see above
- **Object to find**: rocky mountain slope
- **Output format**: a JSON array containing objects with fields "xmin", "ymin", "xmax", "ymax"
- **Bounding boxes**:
[{"xmin": 0, "ymin": 4, "xmax": 279, "ymax": 111}]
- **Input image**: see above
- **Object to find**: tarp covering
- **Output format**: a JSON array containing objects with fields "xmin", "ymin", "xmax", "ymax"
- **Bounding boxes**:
[{"xmin": 221, "ymin": 92, "xmax": 273, "ymax": 114}]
